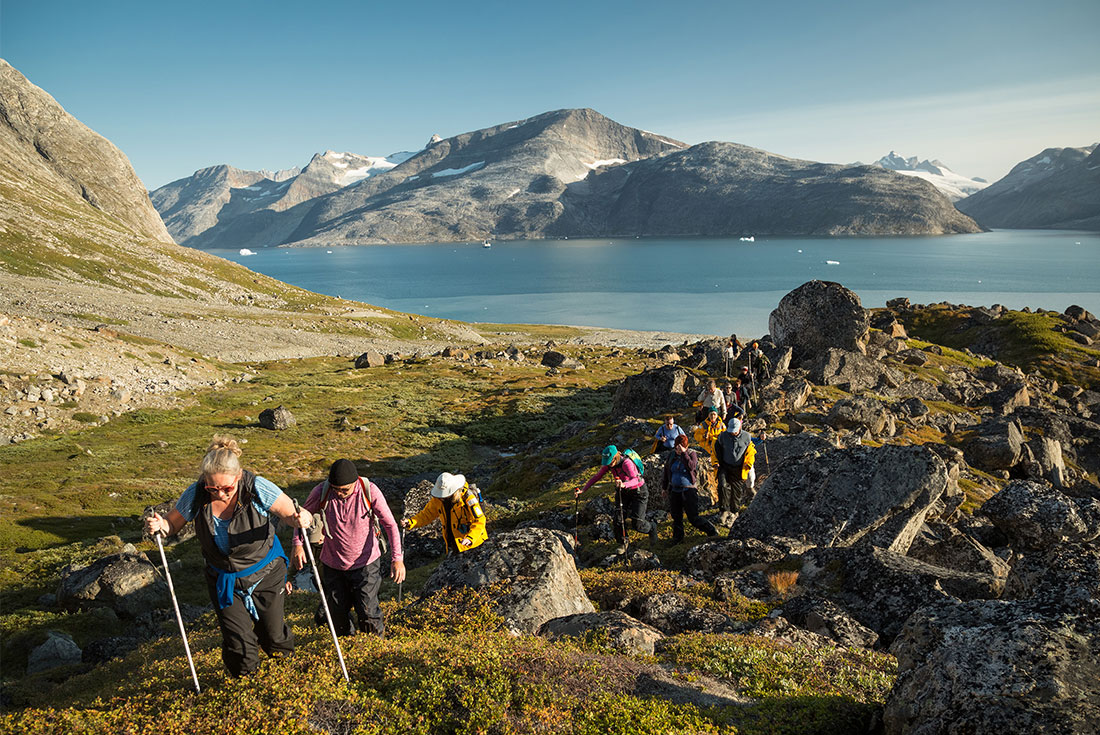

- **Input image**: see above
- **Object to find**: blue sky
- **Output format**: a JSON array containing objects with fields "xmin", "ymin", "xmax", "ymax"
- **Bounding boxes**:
[{"xmin": 3, "ymin": 0, "xmax": 1098, "ymax": 189}]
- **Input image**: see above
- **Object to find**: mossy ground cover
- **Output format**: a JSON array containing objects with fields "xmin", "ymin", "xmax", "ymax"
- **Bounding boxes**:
[
  {"xmin": 3, "ymin": 587, "xmax": 895, "ymax": 735},
  {"xmin": 899, "ymin": 306, "xmax": 1100, "ymax": 388},
  {"xmin": 0, "ymin": 345, "xmax": 904, "ymax": 733}
]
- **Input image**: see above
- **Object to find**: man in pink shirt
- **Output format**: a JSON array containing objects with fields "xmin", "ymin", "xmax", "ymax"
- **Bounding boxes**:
[{"xmin": 291, "ymin": 459, "xmax": 404, "ymax": 636}]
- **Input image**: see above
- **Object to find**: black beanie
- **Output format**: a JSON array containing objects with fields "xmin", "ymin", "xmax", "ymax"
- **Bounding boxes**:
[{"xmin": 328, "ymin": 459, "xmax": 358, "ymax": 486}]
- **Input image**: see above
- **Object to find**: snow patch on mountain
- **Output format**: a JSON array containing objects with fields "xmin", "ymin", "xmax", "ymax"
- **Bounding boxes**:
[{"xmin": 872, "ymin": 151, "xmax": 988, "ymax": 201}]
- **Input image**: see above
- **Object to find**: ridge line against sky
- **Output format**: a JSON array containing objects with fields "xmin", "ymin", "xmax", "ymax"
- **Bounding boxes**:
[{"xmin": 2, "ymin": 0, "xmax": 1098, "ymax": 189}]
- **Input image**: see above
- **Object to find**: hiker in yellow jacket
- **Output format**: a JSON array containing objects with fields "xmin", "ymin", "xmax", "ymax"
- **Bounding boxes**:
[
  {"xmin": 403, "ymin": 472, "xmax": 487, "ymax": 555},
  {"xmin": 692, "ymin": 409, "xmax": 725, "ymax": 504}
]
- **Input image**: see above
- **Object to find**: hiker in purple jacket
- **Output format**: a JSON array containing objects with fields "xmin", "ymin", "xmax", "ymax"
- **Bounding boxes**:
[
  {"xmin": 575, "ymin": 444, "xmax": 658, "ymax": 547},
  {"xmin": 291, "ymin": 459, "xmax": 404, "ymax": 636}
]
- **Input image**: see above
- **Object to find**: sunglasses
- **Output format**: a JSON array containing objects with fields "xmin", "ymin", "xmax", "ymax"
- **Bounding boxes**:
[{"xmin": 204, "ymin": 482, "xmax": 237, "ymax": 495}]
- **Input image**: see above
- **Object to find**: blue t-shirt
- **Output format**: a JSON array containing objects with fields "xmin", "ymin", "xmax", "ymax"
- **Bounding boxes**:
[
  {"xmin": 175, "ymin": 475, "xmax": 282, "ymax": 556},
  {"xmin": 668, "ymin": 455, "xmax": 694, "ymax": 489},
  {"xmin": 654, "ymin": 424, "xmax": 686, "ymax": 449}
]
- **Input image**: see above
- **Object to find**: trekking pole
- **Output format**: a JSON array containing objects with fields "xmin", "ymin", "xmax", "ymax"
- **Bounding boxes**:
[
  {"xmin": 397, "ymin": 526, "xmax": 405, "ymax": 604},
  {"xmin": 747, "ymin": 351, "xmax": 759, "ymax": 416},
  {"xmin": 153, "ymin": 530, "xmax": 201, "ymax": 694},
  {"xmin": 616, "ymin": 484, "xmax": 629, "ymax": 553},
  {"xmin": 573, "ymin": 496, "xmax": 581, "ymax": 548},
  {"xmin": 294, "ymin": 500, "xmax": 350, "ymax": 683},
  {"xmin": 761, "ymin": 430, "xmax": 771, "ymax": 472}
]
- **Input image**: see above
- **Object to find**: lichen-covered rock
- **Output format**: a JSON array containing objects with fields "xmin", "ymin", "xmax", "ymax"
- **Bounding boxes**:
[
  {"xmin": 906, "ymin": 527, "xmax": 1010, "ymax": 581},
  {"xmin": 800, "ymin": 546, "xmax": 1003, "ymax": 643},
  {"xmin": 538, "ymin": 610, "xmax": 663, "ymax": 655},
  {"xmin": 632, "ymin": 593, "xmax": 734, "ymax": 635},
  {"xmin": 826, "ymin": 396, "xmax": 896, "ymax": 436},
  {"xmin": 809, "ymin": 348, "xmax": 901, "ymax": 392},
  {"xmin": 981, "ymin": 480, "xmax": 1100, "ymax": 551},
  {"xmin": 685, "ymin": 536, "xmax": 804, "ymax": 580},
  {"xmin": 733, "ymin": 445, "xmax": 949, "ymax": 554},
  {"xmin": 777, "ymin": 596, "xmax": 879, "ymax": 648},
  {"xmin": 422, "ymin": 528, "xmax": 594, "ymax": 634},
  {"xmin": 769, "ymin": 281, "xmax": 870, "ymax": 363},
  {"xmin": 26, "ymin": 631, "xmax": 82, "ymax": 675},
  {"xmin": 56, "ymin": 551, "xmax": 166, "ymax": 618},
  {"xmin": 885, "ymin": 600, "xmax": 1100, "ymax": 735},
  {"xmin": 964, "ymin": 418, "xmax": 1024, "ymax": 472},
  {"xmin": 610, "ymin": 365, "xmax": 700, "ymax": 419},
  {"xmin": 1003, "ymin": 542, "xmax": 1100, "ymax": 618},
  {"xmin": 258, "ymin": 405, "xmax": 296, "ymax": 430}
]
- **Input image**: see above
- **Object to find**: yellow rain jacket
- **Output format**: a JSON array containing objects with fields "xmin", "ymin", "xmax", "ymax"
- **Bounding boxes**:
[
  {"xmin": 740, "ymin": 441, "xmax": 757, "ymax": 480},
  {"xmin": 407, "ymin": 484, "xmax": 487, "ymax": 553},
  {"xmin": 693, "ymin": 417, "xmax": 726, "ymax": 464}
]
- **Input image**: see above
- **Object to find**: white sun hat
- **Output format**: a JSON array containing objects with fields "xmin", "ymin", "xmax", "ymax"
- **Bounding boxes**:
[{"xmin": 432, "ymin": 472, "xmax": 466, "ymax": 498}]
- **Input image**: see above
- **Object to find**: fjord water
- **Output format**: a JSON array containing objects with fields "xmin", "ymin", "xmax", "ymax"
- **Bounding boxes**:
[{"xmin": 213, "ymin": 230, "xmax": 1100, "ymax": 336}]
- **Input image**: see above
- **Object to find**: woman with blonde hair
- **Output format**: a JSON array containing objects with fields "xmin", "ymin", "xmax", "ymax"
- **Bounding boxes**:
[{"xmin": 145, "ymin": 435, "xmax": 311, "ymax": 677}]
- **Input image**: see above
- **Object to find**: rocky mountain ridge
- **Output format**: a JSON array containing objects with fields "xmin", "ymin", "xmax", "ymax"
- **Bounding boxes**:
[
  {"xmin": 0, "ymin": 58, "xmax": 171, "ymax": 243},
  {"xmin": 957, "ymin": 144, "xmax": 1100, "ymax": 230},
  {"xmin": 151, "ymin": 108, "xmax": 981, "ymax": 247}
]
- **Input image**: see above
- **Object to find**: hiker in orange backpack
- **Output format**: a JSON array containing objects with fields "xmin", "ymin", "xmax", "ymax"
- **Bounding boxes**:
[{"xmin": 575, "ymin": 445, "xmax": 658, "ymax": 548}]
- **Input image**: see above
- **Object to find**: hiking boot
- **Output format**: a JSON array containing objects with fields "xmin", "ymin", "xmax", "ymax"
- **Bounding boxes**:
[
  {"xmin": 648, "ymin": 523, "xmax": 660, "ymax": 546},
  {"xmin": 616, "ymin": 544, "xmax": 628, "ymax": 554}
]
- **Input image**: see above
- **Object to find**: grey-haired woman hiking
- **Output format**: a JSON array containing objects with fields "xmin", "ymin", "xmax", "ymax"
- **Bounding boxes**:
[{"xmin": 144, "ymin": 435, "xmax": 311, "ymax": 677}]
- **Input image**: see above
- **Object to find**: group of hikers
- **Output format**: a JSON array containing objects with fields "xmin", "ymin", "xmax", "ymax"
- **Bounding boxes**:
[
  {"xmin": 143, "ymin": 437, "xmax": 486, "ymax": 679},
  {"xmin": 143, "ymin": 335, "xmax": 765, "ymax": 681}
]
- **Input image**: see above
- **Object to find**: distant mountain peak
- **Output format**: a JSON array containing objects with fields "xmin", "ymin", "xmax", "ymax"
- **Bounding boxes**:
[{"xmin": 871, "ymin": 151, "xmax": 986, "ymax": 202}]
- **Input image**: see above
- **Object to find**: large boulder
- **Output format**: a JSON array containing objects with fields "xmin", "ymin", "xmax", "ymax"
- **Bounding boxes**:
[
  {"xmin": 1003, "ymin": 542, "xmax": 1100, "ymax": 618},
  {"xmin": 906, "ymin": 526, "xmax": 1010, "ymax": 581},
  {"xmin": 422, "ymin": 528, "xmax": 594, "ymax": 634},
  {"xmin": 800, "ymin": 546, "xmax": 1004, "ymax": 643},
  {"xmin": 733, "ymin": 445, "xmax": 950, "ymax": 554},
  {"xmin": 809, "ymin": 348, "xmax": 903, "ymax": 393},
  {"xmin": 258, "ymin": 405, "xmax": 296, "ymax": 430},
  {"xmin": 964, "ymin": 417, "xmax": 1024, "ymax": 472},
  {"xmin": 684, "ymin": 536, "xmax": 806, "ymax": 580},
  {"xmin": 769, "ymin": 281, "xmax": 870, "ymax": 363},
  {"xmin": 610, "ymin": 365, "xmax": 700, "ymax": 419},
  {"xmin": 776, "ymin": 596, "xmax": 879, "ymax": 649},
  {"xmin": 538, "ymin": 611, "xmax": 664, "ymax": 655},
  {"xmin": 56, "ymin": 552, "xmax": 166, "ymax": 618},
  {"xmin": 980, "ymin": 480, "xmax": 1100, "ymax": 551},
  {"xmin": 26, "ymin": 631, "xmax": 82, "ymax": 675},
  {"xmin": 826, "ymin": 396, "xmax": 897, "ymax": 436},
  {"xmin": 885, "ymin": 600, "xmax": 1100, "ymax": 735},
  {"xmin": 354, "ymin": 350, "xmax": 385, "ymax": 368}
]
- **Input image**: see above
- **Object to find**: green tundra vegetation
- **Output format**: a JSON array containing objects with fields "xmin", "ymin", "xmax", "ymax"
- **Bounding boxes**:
[{"xmin": 1, "ymin": 301, "xmax": 1092, "ymax": 734}]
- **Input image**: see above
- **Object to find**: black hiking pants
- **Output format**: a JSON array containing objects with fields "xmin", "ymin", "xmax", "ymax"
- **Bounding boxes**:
[
  {"xmin": 613, "ymin": 486, "xmax": 653, "ymax": 542},
  {"xmin": 668, "ymin": 486, "xmax": 718, "ymax": 541},
  {"xmin": 322, "ymin": 558, "xmax": 384, "ymax": 637},
  {"xmin": 205, "ymin": 558, "xmax": 294, "ymax": 677},
  {"xmin": 717, "ymin": 464, "xmax": 754, "ymax": 510}
]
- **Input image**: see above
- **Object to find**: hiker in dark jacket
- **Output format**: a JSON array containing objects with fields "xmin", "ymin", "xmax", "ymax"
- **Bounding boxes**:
[
  {"xmin": 661, "ymin": 434, "xmax": 719, "ymax": 542},
  {"xmin": 714, "ymin": 418, "xmax": 757, "ymax": 519},
  {"xmin": 144, "ymin": 435, "xmax": 309, "ymax": 677}
]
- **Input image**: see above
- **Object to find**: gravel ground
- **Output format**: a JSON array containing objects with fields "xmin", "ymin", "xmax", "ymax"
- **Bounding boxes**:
[{"xmin": 0, "ymin": 274, "xmax": 716, "ymax": 440}]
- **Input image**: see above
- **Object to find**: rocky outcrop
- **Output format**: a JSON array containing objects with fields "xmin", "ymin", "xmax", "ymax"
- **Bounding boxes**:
[
  {"xmin": 732, "ymin": 445, "xmax": 950, "ymax": 554},
  {"xmin": 825, "ymin": 396, "xmax": 896, "ymax": 436},
  {"xmin": 354, "ymin": 351, "xmax": 385, "ymax": 369},
  {"xmin": 769, "ymin": 282, "xmax": 871, "ymax": 363},
  {"xmin": 964, "ymin": 417, "xmax": 1024, "ymax": 472},
  {"xmin": 810, "ymin": 348, "xmax": 903, "ymax": 392},
  {"xmin": 1003, "ymin": 542, "xmax": 1100, "ymax": 617},
  {"xmin": 610, "ymin": 365, "xmax": 700, "ymax": 419},
  {"xmin": 906, "ymin": 525, "xmax": 1009, "ymax": 581},
  {"xmin": 26, "ymin": 631, "xmax": 82, "ymax": 675},
  {"xmin": 980, "ymin": 480, "xmax": 1100, "ymax": 551},
  {"xmin": 538, "ymin": 611, "xmax": 663, "ymax": 655},
  {"xmin": 956, "ymin": 144, "xmax": 1100, "ymax": 231},
  {"xmin": 800, "ymin": 546, "xmax": 1003, "ymax": 643},
  {"xmin": 776, "ymin": 596, "xmax": 879, "ymax": 648},
  {"xmin": 56, "ymin": 551, "xmax": 166, "ymax": 618},
  {"xmin": 422, "ymin": 528, "xmax": 594, "ymax": 634},
  {"xmin": 0, "ymin": 60, "xmax": 172, "ymax": 242},
  {"xmin": 885, "ymin": 600, "xmax": 1100, "ymax": 734}
]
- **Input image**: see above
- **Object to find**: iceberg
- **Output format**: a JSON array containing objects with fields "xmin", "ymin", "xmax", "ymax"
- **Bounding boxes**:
[{"xmin": 239, "ymin": 248, "xmax": 256, "ymax": 256}]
